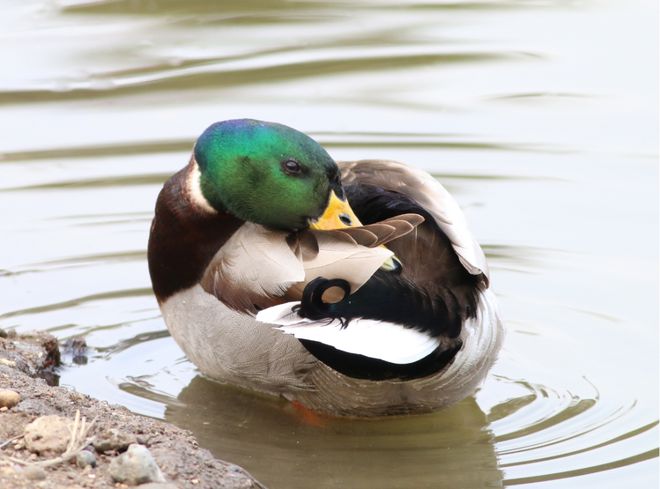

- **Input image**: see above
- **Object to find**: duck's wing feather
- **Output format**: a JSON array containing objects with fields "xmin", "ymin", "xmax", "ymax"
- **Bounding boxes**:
[
  {"xmin": 200, "ymin": 222, "xmax": 306, "ymax": 314},
  {"xmin": 257, "ymin": 293, "xmax": 465, "ymax": 381},
  {"xmin": 200, "ymin": 215, "xmax": 425, "ymax": 314},
  {"xmin": 258, "ymin": 161, "xmax": 488, "ymax": 381},
  {"xmin": 310, "ymin": 213, "xmax": 425, "ymax": 248},
  {"xmin": 339, "ymin": 159, "xmax": 489, "ymax": 285},
  {"xmin": 290, "ymin": 213, "xmax": 425, "ymax": 296},
  {"xmin": 257, "ymin": 301, "xmax": 440, "ymax": 365}
]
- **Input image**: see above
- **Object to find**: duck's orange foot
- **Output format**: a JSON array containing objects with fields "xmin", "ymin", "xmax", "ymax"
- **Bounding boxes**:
[{"xmin": 289, "ymin": 400, "xmax": 328, "ymax": 428}]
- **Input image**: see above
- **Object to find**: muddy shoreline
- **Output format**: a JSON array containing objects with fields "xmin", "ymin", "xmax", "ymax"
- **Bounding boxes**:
[{"xmin": 0, "ymin": 330, "xmax": 266, "ymax": 489}]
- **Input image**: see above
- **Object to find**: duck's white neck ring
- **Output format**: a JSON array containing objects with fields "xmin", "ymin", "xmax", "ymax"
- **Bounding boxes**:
[{"xmin": 185, "ymin": 158, "xmax": 217, "ymax": 215}]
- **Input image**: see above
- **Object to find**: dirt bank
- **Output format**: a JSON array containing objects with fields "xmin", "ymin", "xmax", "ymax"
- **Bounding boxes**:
[{"xmin": 0, "ymin": 330, "xmax": 266, "ymax": 489}]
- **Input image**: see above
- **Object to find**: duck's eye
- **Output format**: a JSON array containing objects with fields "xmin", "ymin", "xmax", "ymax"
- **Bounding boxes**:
[
  {"xmin": 339, "ymin": 213, "xmax": 352, "ymax": 226},
  {"xmin": 282, "ymin": 159, "xmax": 302, "ymax": 175}
]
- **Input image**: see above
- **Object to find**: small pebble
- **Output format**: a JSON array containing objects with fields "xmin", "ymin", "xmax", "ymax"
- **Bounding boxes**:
[
  {"xmin": 23, "ymin": 466, "xmax": 47, "ymax": 481},
  {"xmin": 76, "ymin": 450, "xmax": 97, "ymax": 468},
  {"xmin": 109, "ymin": 443, "xmax": 166, "ymax": 485},
  {"xmin": 0, "ymin": 389, "xmax": 21, "ymax": 408},
  {"xmin": 0, "ymin": 328, "xmax": 7, "ymax": 338},
  {"xmin": 93, "ymin": 428, "xmax": 137, "ymax": 453},
  {"xmin": 24, "ymin": 415, "xmax": 72, "ymax": 455}
]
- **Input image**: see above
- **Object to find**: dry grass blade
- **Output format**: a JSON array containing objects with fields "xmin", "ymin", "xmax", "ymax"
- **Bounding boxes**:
[{"xmin": 0, "ymin": 435, "xmax": 22, "ymax": 450}]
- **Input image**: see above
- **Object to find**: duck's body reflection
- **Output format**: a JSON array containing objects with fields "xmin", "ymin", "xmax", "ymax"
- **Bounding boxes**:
[{"xmin": 163, "ymin": 375, "xmax": 503, "ymax": 489}]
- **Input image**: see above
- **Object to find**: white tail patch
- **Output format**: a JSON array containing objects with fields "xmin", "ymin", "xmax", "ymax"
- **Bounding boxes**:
[{"xmin": 256, "ymin": 302, "xmax": 440, "ymax": 364}]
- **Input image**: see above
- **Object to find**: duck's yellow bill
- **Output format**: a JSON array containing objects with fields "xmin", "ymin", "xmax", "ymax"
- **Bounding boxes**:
[
  {"xmin": 310, "ymin": 190, "xmax": 363, "ymax": 230},
  {"xmin": 310, "ymin": 190, "xmax": 402, "ymax": 272}
]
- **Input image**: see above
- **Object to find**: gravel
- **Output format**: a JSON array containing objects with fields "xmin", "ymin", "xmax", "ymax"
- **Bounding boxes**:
[
  {"xmin": 0, "ymin": 332, "xmax": 266, "ymax": 489},
  {"xmin": 92, "ymin": 427, "xmax": 137, "ymax": 453}
]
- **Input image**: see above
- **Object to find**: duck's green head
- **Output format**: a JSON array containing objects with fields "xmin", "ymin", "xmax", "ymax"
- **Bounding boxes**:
[{"xmin": 193, "ymin": 119, "xmax": 351, "ymax": 231}]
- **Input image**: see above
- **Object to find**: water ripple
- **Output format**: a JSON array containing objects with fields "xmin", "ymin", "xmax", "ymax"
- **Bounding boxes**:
[
  {"xmin": 1, "ymin": 1, "xmax": 656, "ymax": 487},
  {"xmin": 0, "ymin": 50, "xmax": 533, "ymax": 105}
]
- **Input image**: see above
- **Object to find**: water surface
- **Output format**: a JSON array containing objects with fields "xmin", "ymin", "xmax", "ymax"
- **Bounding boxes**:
[{"xmin": 0, "ymin": 0, "xmax": 657, "ymax": 488}]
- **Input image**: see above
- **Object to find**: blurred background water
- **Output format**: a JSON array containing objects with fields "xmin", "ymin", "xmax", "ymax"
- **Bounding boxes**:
[{"xmin": 0, "ymin": 0, "xmax": 657, "ymax": 487}]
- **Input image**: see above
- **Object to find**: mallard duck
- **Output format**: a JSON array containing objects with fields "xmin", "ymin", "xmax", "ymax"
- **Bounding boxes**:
[{"xmin": 148, "ymin": 119, "xmax": 503, "ymax": 417}]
